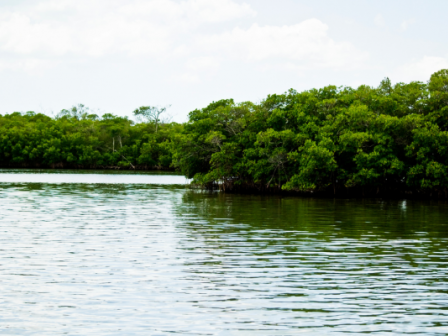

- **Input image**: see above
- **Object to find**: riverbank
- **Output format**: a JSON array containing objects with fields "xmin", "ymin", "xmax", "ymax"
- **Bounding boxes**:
[
  {"xmin": 0, "ymin": 163, "xmax": 176, "ymax": 171},
  {"xmin": 192, "ymin": 180, "xmax": 448, "ymax": 199}
]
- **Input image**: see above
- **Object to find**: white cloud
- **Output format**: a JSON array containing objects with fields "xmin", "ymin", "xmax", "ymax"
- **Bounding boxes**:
[
  {"xmin": 34, "ymin": 0, "xmax": 255, "ymax": 23},
  {"xmin": 394, "ymin": 56, "xmax": 448, "ymax": 82},
  {"xmin": 186, "ymin": 56, "xmax": 220, "ymax": 72},
  {"xmin": 0, "ymin": 1, "xmax": 367, "ymax": 80},
  {"xmin": 197, "ymin": 19, "xmax": 368, "ymax": 69},
  {"xmin": 171, "ymin": 72, "xmax": 201, "ymax": 84},
  {"xmin": 0, "ymin": 0, "xmax": 256, "ymax": 60},
  {"xmin": 180, "ymin": 0, "xmax": 256, "ymax": 23},
  {"xmin": 374, "ymin": 14, "xmax": 385, "ymax": 27},
  {"xmin": 400, "ymin": 19, "xmax": 415, "ymax": 32},
  {"xmin": 0, "ymin": 58, "xmax": 55, "ymax": 74},
  {"xmin": 173, "ymin": 56, "xmax": 221, "ymax": 83}
]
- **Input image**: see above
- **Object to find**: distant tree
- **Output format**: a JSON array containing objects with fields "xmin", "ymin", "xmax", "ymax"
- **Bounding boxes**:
[
  {"xmin": 133, "ymin": 105, "xmax": 171, "ymax": 133},
  {"xmin": 56, "ymin": 104, "xmax": 91, "ymax": 120}
]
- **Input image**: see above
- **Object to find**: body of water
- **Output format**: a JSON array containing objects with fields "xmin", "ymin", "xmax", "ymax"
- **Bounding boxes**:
[{"xmin": 0, "ymin": 170, "xmax": 447, "ymax": 335}]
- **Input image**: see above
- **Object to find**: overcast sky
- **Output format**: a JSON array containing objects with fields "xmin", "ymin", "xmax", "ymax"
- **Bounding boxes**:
[{"xmin": 0, "ymin": 0, "xmax": 447, "ymax": 121}]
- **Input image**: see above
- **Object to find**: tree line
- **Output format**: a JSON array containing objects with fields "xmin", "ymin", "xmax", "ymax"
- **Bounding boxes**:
[
  {"xmin": 0, "ymin": 104, "xmax": 180, "ymax": 170},
  {"xmin": 2, "ymin": 69, "xmax": 448, "ymax": 197}
]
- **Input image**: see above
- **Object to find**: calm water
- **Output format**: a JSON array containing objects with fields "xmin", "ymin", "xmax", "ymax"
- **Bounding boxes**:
[{"xmin": 1, "ymin": 170, "xmax": 448, "ymax": 335}]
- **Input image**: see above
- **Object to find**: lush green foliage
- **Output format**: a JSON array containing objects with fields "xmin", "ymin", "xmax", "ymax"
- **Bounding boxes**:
[
  {"xmin": 3, "ymin": 70, "xmax": 448, "ymax": 197},
  {"xmin": 173, "ymin": 70, "xmax": 448, "ymax": 197},
  {"xmin": 0, "ymin": 105, "xmax": 182, "ymax": 169}
]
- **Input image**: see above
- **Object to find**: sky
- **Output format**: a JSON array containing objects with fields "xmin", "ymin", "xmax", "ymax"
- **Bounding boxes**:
[{"xmin": 0, "ymin": 0, "xmax": 447, "ymax": 121}]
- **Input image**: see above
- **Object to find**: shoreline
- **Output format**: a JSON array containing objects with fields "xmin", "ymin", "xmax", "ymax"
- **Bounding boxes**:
[
  {"xmin": 0, "ymin": 163, "xmax": 176, "ymax": 171},
  {"xmin": 0, "ymin": 167, "xmax": 445, "ymax": 199}
]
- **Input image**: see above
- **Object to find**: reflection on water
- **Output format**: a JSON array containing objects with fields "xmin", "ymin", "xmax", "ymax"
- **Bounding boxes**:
[
  {"xmin": 0, "ymin": 169, "xmax": 189, "ymax": 184},
  {"xmin": 0, "ymin": 179, "xmax": 448, "ymax": 335}
]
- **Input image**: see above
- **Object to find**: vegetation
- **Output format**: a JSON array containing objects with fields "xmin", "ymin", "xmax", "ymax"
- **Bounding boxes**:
[
  {"xmin": 0, "ymin": 104, "xmax": 181, "ymax": 170},
  {"xmin": 2, "ymin": 69, "xmax": 448, "ymax": 197},
  {"xmin": 174, "ymin": 69, "xmax": 448, "ymax": 198}
]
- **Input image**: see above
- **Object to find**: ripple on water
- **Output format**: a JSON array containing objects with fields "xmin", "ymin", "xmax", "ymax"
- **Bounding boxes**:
[{"xmin": 0, "ymin": 182, "xmax": 447, "ymax": 335}]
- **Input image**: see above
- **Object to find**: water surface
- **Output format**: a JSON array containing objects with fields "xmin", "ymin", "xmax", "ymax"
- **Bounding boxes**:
[
  {"xmin": 0, "ymin": 169, "xmax": 188, "ymax": 184},
  {"xmin": 0, "ymin": 171, "xmax": 447, "ymax": 335}
]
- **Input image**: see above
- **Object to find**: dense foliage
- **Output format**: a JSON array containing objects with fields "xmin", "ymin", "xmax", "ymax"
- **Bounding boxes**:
[
  {"xmin": 2, "ymin": 70, "xmax": 448, "ymax": 197},
  {"xmin": 0, "ymin": 105, "xmax": 181, "ymax": 170},
  {"xmin": 174, "ymin": 69, "xmax": 448, "ymax": 197}
]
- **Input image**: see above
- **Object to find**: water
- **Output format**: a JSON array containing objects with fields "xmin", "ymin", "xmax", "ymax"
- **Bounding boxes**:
[
  {"xmin": 0, "ymin": 170, "xmax": 447, "ymax": 335},
  {"xmin": 0, "ymin": 169, "xmax": 188, "ymax": 184}
]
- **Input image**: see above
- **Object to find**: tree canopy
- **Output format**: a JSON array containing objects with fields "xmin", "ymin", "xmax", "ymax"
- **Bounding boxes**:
[
  {"xmin": 172, "ymin": 69, "xmax": 448, "ymax": 198},
  {"xmin": 2, "ymin": 70, "xmax": 448, "ymax": 198},
  {"xmin": 0, "ymin": 107, "xmax": 181, "ymax": 170}
]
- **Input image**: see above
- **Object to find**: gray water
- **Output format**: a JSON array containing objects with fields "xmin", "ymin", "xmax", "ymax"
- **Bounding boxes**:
[{"xmin": 1, "ymin": 170, "xmax": 448, "ymax": 335}]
